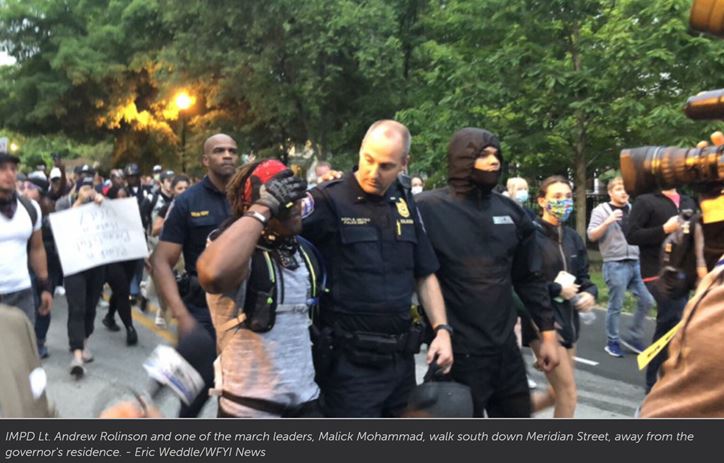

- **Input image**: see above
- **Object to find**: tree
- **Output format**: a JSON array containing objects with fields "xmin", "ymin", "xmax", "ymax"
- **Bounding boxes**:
[
  {"xmin": 0, "ymin": 0, "xmax": 174, "ymax": 169},
  {"xmin": 398, "ymin": 0, "xmax": 724, "ymax": 236},
  {"xmin": 159, "ymin": 0, "xmax": 408, "ymax": 165}
]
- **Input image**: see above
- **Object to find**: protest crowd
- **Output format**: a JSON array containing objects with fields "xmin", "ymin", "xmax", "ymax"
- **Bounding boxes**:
[{"xmin": 2, "ymin": 116, "xmax": 723, "ymax": 420}]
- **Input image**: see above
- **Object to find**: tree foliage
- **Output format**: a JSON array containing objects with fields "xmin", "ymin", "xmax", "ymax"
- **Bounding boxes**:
[{"xmin": 2, "ymin": 0, "xmax": 723, "ymax": 230}]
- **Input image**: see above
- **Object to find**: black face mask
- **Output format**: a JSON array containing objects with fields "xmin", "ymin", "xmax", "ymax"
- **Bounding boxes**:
[{"xmin": 470, "ymin": 169, "xmax": 500, "ymax": 194}]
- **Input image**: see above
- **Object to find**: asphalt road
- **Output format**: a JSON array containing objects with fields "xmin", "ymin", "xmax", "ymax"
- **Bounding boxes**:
[
  {"xmin": 522, "ymin": 306, "xmax": 655, "ymax": 418},
  {"xmin": 40, "ymin": 295, "xmax": 653, "ymax": 418}
]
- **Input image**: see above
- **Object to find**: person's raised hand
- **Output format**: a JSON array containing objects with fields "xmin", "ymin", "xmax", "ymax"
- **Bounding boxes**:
[{"xmin": 255, "ymin": 171, "xmax": 307, "ymax": 217}]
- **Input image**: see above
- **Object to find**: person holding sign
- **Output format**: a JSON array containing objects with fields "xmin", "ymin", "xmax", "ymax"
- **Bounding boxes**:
[
  {"xmin": 520, "ymin": 176, "xmax": 598, "ymax": 418},
  {"xmin": 55, "ymin": 174, "xmax": 107, "ymax": 378}
]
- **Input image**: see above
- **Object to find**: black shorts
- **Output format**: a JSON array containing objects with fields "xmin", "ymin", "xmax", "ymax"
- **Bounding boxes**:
[{"xmin": 521, "ymin": 303, "xmax": 579, "ymax": 349}]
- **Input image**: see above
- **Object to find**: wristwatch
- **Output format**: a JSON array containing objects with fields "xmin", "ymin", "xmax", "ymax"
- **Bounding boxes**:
[
  {"xmin": 244, "ymin": 210, "xmax": 269, "ymax": 226},
  {"xmin": 434, "ymin": 323, "xmax": 454, "ymax": 336}
]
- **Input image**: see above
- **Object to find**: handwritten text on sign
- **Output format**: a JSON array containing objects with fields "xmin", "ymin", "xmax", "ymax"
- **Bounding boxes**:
[{"xmin": 49, "ymin": 198, "xmax": 148, "ymax": 276}]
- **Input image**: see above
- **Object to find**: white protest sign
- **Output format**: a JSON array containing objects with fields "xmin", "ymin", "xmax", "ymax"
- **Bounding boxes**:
[{"xmin": 49, "ymin": 198, "xmax": 148, "ymax": 276}]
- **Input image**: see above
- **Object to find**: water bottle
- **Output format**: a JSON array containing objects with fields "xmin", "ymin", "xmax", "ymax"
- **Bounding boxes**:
[{"xmin": 571, "ymin": 294, "xmax": 597, "ymax": 325}]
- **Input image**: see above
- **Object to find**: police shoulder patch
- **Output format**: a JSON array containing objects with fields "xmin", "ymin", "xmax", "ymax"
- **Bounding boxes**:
[{"xmin": 301, "ymin": 192, "xmax": 315, "ymax": 218}]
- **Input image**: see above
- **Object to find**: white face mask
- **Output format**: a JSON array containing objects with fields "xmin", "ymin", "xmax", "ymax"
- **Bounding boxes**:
[
  {"xmin": 514, "ymin": 190, "xmax": 529, "ymax": 204},
  {"xmin": 411, "ymin": 186, "xmax": 423, "ymax": 195}
]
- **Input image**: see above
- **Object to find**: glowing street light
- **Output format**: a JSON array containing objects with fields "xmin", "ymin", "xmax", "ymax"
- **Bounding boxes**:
[
  {"xmin": 175, "ymin": 91, "xmax": 194, "ymax": 111},
  {"xmin": 174, "ymin": 91, "xmax": 195, "ymax": 172},
  {"xmin": 9, "ymin": 142, "xmax": 19, "ymax": 152}
]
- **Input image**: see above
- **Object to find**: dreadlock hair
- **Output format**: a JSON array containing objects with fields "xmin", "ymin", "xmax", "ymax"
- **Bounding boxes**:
[{"xmin": 226, "ymin": 160, "xmax": 264, "ymax": 220}]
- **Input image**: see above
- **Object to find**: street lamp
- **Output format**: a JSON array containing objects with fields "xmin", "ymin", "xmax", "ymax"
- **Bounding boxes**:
[
  {"xmin": 9, "ymin": 142, "xmax": 19, "ymax": 152},
  {"xmin": 175, "ymin": 91, "xmax": 195, "ymax": 172}
]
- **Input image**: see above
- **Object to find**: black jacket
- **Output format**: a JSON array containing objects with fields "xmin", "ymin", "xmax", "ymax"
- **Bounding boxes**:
[
  {"xmin": 533, "ymin": 218, "xmax": 597, "ymax": 347},
  {"xmin": 416, "ymin": 188, "xmax": 555, "ymax": 354},
  {"xmin": 624, "ymin": 192, "xmax": 697, "ymax": 279}
]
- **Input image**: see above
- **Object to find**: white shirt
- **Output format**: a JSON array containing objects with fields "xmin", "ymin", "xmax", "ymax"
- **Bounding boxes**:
[{"xmin": 0, "ymin": 198, "xmax": 42, "ymax": 294}]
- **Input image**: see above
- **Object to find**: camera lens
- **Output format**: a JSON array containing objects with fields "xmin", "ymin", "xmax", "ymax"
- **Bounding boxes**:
[{"xmin": 620, "ymin": 145, "xmax": 723, "ymax": 196}]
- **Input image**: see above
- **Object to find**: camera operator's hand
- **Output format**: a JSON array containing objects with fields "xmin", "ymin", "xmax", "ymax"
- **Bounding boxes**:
[
  {"xmin": 254, "ymin": 171, "xmax": 307, "ymax": 217},
  {"xmin": 663, "ymin": 215, "xmax": 681, "ymax": 234},
  {"xmin": 711, "ymin": 131, "xmax": 724, "ymax": 146}
]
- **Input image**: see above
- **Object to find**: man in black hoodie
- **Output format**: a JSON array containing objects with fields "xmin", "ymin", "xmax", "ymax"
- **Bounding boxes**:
[{"xmin": 416, "ymin": 127, "xmax": 559, "ymax": 417}]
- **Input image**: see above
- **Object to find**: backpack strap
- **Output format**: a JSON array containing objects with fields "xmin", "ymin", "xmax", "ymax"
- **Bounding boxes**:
[
  {"xmin": 602, "ymin": 202, "xmax": 613, "ymax": 217},
  {"xmin": 17, "ymin": 195, "xmax": 38, "ymax": 230},
  {"xmin": 297, "ymin": 235, "xmax": 327, "ymax": 325},
  {"xmin": 217, "ymin": 248, "xmax": 277, "ymax": 333}
]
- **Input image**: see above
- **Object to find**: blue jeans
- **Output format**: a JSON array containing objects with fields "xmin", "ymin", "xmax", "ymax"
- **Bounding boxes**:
[
  {"xmin": 644, "ymin": 281, "xmax": 687, "ymax": 393},
  {"xmin": 603, "ymin": 260, "xmax": 655, "ymax": 343},
  {"xmin": 129, "ymin": 258, "xmax": 145, "ymax": 297}
]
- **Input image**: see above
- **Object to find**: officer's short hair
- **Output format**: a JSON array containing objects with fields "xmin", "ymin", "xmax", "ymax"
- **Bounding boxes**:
[{"xmin": 361, "ymin": 120, "xmax": 411, "ymax": 157}]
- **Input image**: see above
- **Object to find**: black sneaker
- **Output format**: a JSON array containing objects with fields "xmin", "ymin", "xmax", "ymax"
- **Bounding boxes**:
[
  {"xmin": 38, "ymin": 344, "xmax": 49, "ymax": 359},
  {"xmin": 126, "ymin": 326, "xmax": 138, "ymax": 346},
  {"xmin": 139, "ymin": 295, "xmax": 148, "ymax": 312},
  {"xmin": 102, "ymin": 315, "xmax": 121, "ymax": 332},
  {"xmin": 70, "ymin": 358, "xmax": 85, "ymax": 378}
]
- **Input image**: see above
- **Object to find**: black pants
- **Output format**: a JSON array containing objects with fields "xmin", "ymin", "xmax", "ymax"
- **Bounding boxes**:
[
  {"xmin": 178, "ymin": 302, "xmax": 216, "ymax": 418},
  {"xmin": 106, "ymin": 260, "xmax": 136, "ymax": 329},
  {"xmin": 450, "ymin": 336, "xmax": 531, "ymax": 417},
  {"xmin": 320, "ymin": 350, "xmax": 415, "ymax": 417},
  {"xmin": 65, "ymin": 266, "xmax": 106, "ymax": 351},
  {"xmin": 217, "ymin": 398, "xmax": 323, "ymax": 418},
  {"xmin": 645, "ymin": 281, "xmax": 688, "ymax": 393}
]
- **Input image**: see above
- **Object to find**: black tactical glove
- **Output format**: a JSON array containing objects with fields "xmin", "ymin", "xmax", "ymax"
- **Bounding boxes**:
[{"xmin": 254, "ymin": 171, "xmax": 307, "ymax": 217}]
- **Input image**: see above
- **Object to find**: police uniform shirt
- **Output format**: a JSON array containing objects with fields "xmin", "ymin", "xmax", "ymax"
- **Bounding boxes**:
[
  {"xmin": 160, "ymin": 176, "xmax": 230, "ymax": 276},
  {"xmin": 301, "ymin": 173, "xmax": 439, "ymax": 335}
]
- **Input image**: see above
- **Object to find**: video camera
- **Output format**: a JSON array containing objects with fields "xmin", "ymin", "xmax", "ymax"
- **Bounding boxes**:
[
  {"xmin": 619, "ymin": 0, "xmax": 724, "ymax": 295},
  {"xmin": 620, "ymin": 0, "xmax": 724, "ymax": 198}
]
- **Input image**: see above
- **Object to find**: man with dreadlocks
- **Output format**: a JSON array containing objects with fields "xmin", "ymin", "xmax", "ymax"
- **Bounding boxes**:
[{"xmin": 197, "ymin": 160, "xmax": 320, "ymax": 417}]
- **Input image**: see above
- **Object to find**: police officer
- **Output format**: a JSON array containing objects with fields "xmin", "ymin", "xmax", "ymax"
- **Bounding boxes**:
[
  {"xmin": 150, "ymin": 133, "xmax": 238, "ymax": 417},
  {"xmin": 301, "ymin": 120, "xmax": 453, "ymax": 417},
  {"xmin": 415, "ymin": 127, "xmax": 559, "ymax": 417}
]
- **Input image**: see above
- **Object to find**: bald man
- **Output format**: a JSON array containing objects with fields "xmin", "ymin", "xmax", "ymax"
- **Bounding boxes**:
[
  {"xmin": 301, "ymin": 120, "xmax": 452, "ymax": 417},
  {"xmin": 150, "ymin": 133, "xmax": 238, "ymax": 417}
]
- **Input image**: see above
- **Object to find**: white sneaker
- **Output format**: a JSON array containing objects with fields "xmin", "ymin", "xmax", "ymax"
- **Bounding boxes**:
[
  {"xmin": 154, "ymin": 309, "xmax": 167, "ymax": 328},
  {"xmin": 527, "ymin": 376, "xmax": 537, "ymax": 389},
  {"xmin": 82, "ymin": 347, "xmax": 94, "ymax": 363},
  {"xmin": 54, "ymin": 286, "xmax": 66, "ymax": 296}
]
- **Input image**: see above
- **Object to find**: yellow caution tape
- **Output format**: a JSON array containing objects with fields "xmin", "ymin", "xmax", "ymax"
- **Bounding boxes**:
[{"xmin": 637, "ymin": 322, "xmax": 683, "ymax": 370}]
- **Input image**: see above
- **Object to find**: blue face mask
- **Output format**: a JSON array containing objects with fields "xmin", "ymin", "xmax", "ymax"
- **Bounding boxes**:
[
  {"xmin": 546, "ymin": 198, "xmax": 574, "ymax": 222},
  {"xmin": 514, "ymin": 190, "xmax": 529, "ymax": 204}
]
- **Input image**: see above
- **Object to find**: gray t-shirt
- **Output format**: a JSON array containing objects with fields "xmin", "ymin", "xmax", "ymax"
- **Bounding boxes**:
[
  {"xmin": 207, "ymin": 251, "xmax": 319, "ymax": 417},
  {"xmin": 587, "ymin": 202, "xmax": 639, "ymax": 261}
]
